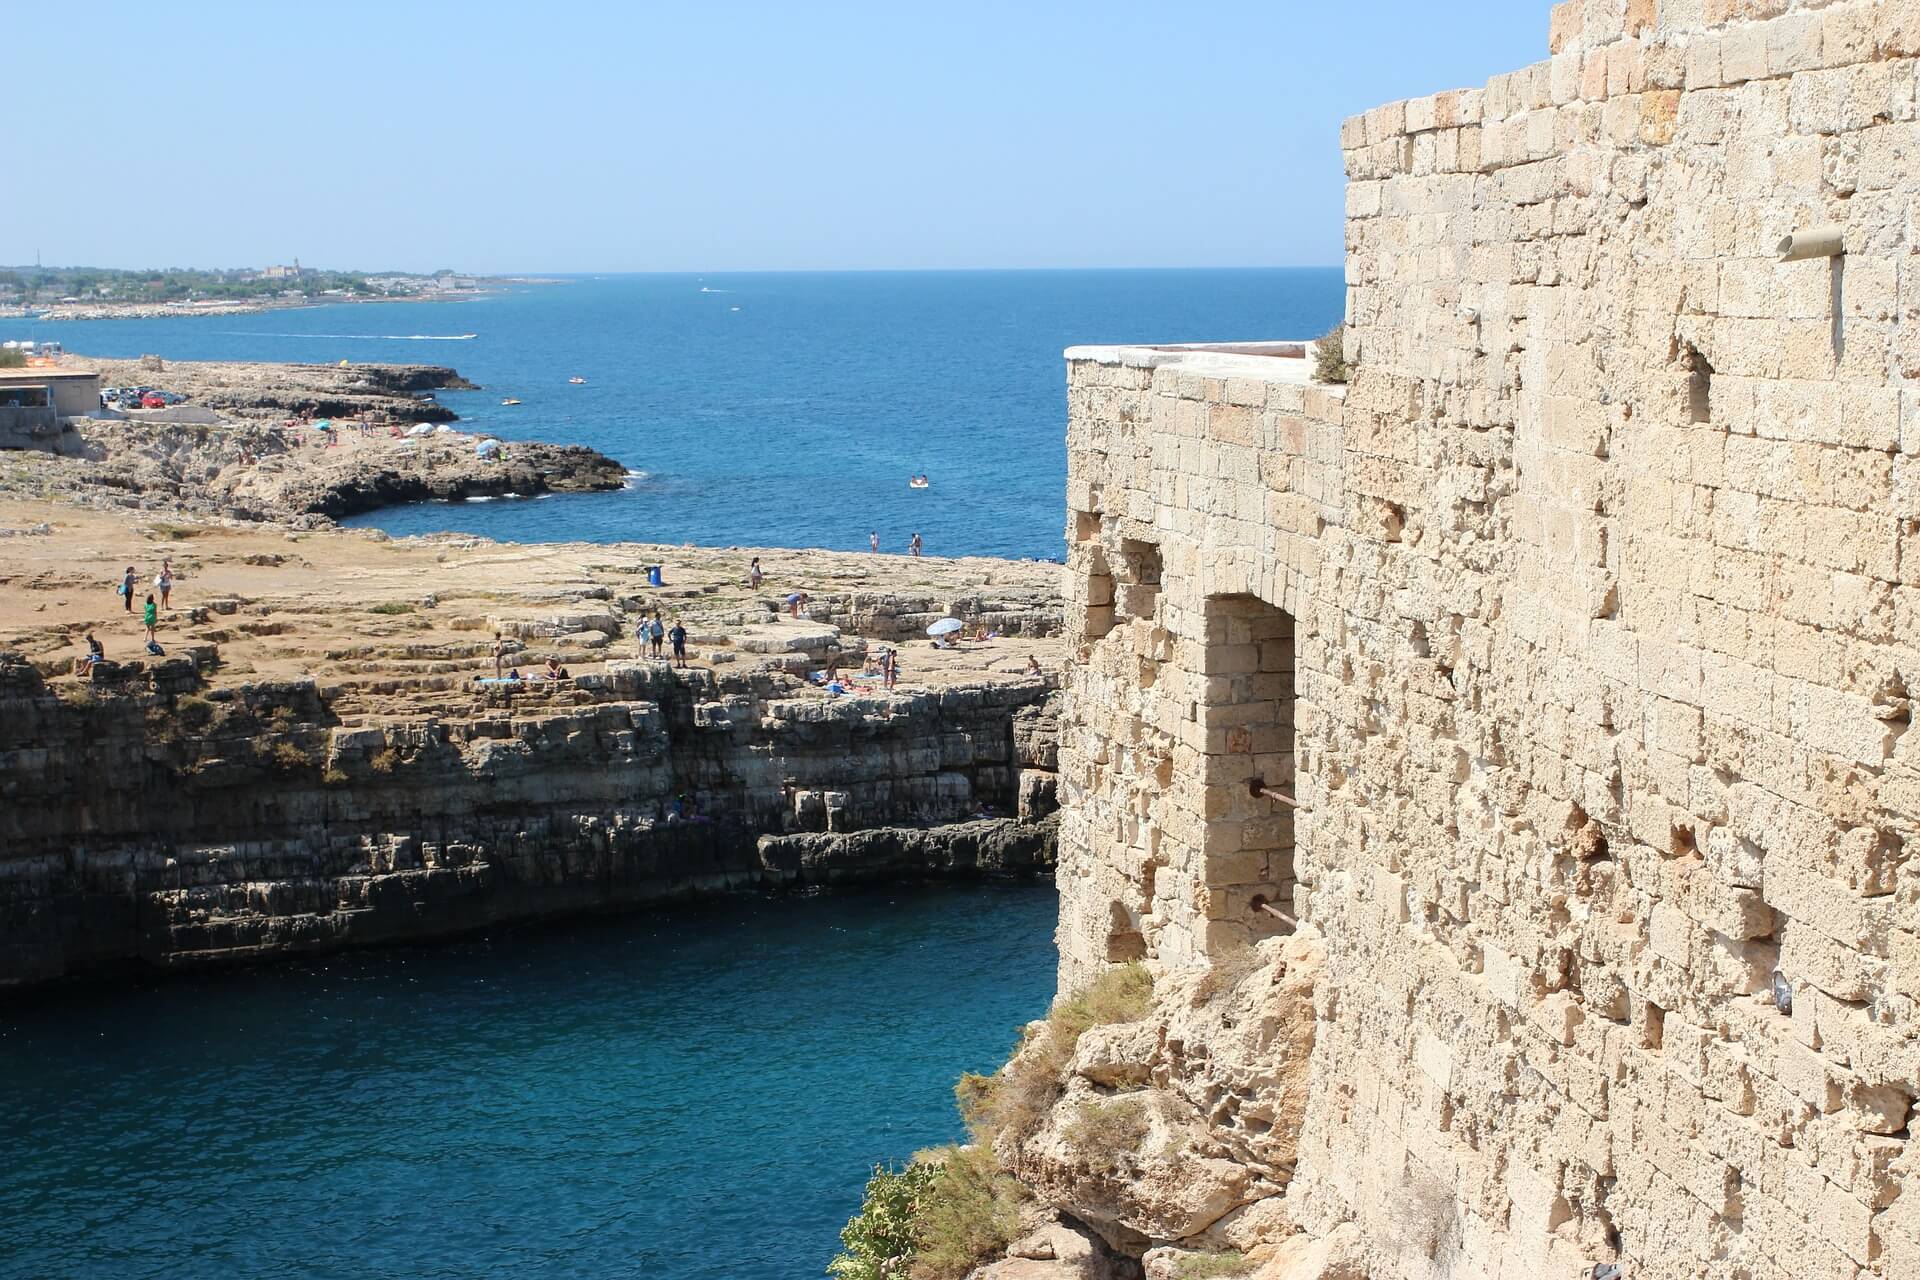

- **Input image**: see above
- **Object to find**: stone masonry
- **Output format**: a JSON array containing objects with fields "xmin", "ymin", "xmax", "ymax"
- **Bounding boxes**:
[{"xmin": 1055, "ymin": 3, "xmax": 1920, "ymax": 1276}]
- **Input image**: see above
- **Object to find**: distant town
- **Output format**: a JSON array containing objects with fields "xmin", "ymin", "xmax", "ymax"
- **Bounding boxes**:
[{"xmin": 0, "ymin": 263, "xmax": 487, "ymax": 318}]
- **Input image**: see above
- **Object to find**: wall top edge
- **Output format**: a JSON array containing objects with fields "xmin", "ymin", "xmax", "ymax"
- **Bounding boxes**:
[{"xmin": 1064, "ymin": 341, "xmax": 1327, "ymax": 386}]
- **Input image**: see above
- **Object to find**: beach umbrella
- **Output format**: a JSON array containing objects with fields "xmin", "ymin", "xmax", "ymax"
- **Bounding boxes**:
[{"xmin": 926, "ymin": 618, "xmax": 963, "ymax": 637}]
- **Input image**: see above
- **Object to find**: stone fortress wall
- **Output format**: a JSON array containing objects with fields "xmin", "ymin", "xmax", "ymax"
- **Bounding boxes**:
[{"xmin": 1055, "ymin": 2, "xmax": 1920, "ymax": 1276}]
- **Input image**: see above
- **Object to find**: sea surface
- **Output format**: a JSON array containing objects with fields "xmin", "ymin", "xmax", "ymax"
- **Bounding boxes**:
[
  {"xmin": 0, "ymin": 269, "xmax": 1342, "ymax": 559},
  {"xmin": 0, "ymin": 885, "xmax": 1058, "ymax": 1280}
]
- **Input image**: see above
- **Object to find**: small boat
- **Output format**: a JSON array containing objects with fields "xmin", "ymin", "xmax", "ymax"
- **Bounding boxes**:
[
  {"xmin": 568, "ymin": 376, "xmax": 587, "ymax": 385},
  {"xmin": 908, "ymin": 475, "xmax": 930, "ymax": 490},
  {"xmin": 501, "ymin": 398, "xmax": 522, "ymax": 406}
]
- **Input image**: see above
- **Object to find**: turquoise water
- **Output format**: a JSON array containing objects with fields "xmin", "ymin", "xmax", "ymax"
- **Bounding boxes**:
[
  {"xmin": 0, "ymin": 886, "xmax": 1058, "ymax": 1280},
  {"xmin": 0, "ymin": 269, "xmax": 1342, "ymax": 558}
]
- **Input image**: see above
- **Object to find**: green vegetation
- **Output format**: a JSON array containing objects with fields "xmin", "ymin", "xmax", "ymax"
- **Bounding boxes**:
[
  {"xmin": 905, "ymin": 1143, "xmax": 1026, "ymax": 1280},
  {"xmin": 370, "ymin": 748, "xmax": 401, "ymax": 773},
  {"xmin": 830, "ymin": 964, "xmax": 1155, "ymax": 1280},
  {"xmin": 1312, "ymin": 324, "xmax": 1349, "ymax": 384},
  {"xmin": 368, "ymin": 601, "xmax": 416, "ymax": 615},
  {"xmin": 1173, "ymin": 1250, "xmax": 1255, "ymax": 1279},
  {"xmin": 148, "ymin": 524, "xmax": 202, "ymax": 541},
  {"xmin": 0, "ymin": 264, "xmax": 430, "ymax": 305},
  {"xmin": 262, "ymin": 739, "xmax": 318, "ymax": 772},
  {"xmin": 829, "ymin": 1146, "xmax": 1024, "ymax": 1280},
  {"xmin": 828, "ymin": 1162, "xmax": 935, "ymax": 1280},
  {"xmin": 0, "ymin": 349, "xmax": 24, "ymax": 369}
]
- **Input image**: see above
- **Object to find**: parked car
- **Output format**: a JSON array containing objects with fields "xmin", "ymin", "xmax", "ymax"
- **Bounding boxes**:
[{"xmin": 141, "ymin": 392, "xmax": 166, "ymax": 409}]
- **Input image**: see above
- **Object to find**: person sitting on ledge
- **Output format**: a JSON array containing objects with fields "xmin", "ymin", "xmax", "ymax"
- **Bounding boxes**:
[
  {"xmin": 544, "ymin": 657, "xmax": 569, "ymax": 680},
  {"xmin": 506, "ymin": 667, "xmax": 524, "ymax": 683},
  {"xmin": 79, "ymin": 634, "xmax": 105, "ymax": 674},
  {"xmin": 1026, "ymin": 655, "xmax": 1042, "ymax": 677}
]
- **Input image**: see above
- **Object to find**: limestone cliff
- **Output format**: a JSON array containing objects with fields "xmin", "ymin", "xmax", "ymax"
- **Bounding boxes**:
[{"xmin": 0, "ymin": 651, "xmax": 1061, "ymax": 987}]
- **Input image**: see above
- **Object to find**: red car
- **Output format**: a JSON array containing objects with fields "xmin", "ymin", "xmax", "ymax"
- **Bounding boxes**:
[{"xmin": 141, "ymin": 392, "xmax": 166, "ymax": 409}]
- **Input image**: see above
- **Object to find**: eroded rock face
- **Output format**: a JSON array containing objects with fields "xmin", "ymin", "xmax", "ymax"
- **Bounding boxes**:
[
  {"xmin": 1004, "ymin": 935, "xmax": 1325, "ymax": 1258},
  {"xmin": 969, "ymin": 1216, "xmax": 1138, "ymax": 1280},
  {"xmin": 0, "ymin": 657, "xmax": 1063, "ymax": 987}
]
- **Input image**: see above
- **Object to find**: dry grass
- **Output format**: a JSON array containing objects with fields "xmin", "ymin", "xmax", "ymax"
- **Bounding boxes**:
[
  {"xmin": 263, "ymin": 739, "xmax": 316, "ymax": 772},
  {"xmin": 1062, "ymin": 1096, "xmax": 1150, "ymax": 1171},
  {"xmin": 1173, "ymin": 1251, "xmax": 1255, "ymax": 1279},
  {"xmin": 1311, "ymin": 324, "xmax": 1349, "ymax": 384},
  {"xmin": 957, "ymin": 961, "xmax": 1153, "ymax": 1144},
  {"xmin": 905, "ymin": 1142, "xmax": 1026, "ymax": 1280}
]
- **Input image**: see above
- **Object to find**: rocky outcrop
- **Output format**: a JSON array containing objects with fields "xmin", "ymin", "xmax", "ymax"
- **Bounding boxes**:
[
  {"xmin": 91, "ymin": 357, "xmax": 478, "ymax": 422},
  {"xmin": 0, "ymin": 357, "xmax": 625, "ymax": 525},
  {"xmin": 966, "ymin": 936, "xmax": 1326, "ymax": 1279},
  {"xmin": 757, "ymin": 816, "xmax": 1057, "ymax": 884},
  {"xmin": 3, "ymin": 420, "xmax": 627, "ymax": 526},
  {"xmin": 0, "ymin": 652, "xmax": 1063, "ymax": 987},
  {"xmin": 268, "ymin": 438, "xmax": 628, "ymax": 517}
]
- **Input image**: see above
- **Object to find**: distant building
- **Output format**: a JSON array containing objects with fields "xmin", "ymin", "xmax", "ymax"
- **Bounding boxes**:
[
  {"xmin": 258, "ymin": 259, "xmax": 306, "ymax": 280},
  {"xmin": 0, "ymin": 366, "xmax": 101, "ymax": 418},
  {"xmin": 0, "ymin": 366, "xmax": 100, "ymax": 450}
]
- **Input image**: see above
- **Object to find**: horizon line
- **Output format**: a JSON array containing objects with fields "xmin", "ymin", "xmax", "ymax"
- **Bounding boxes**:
[{"xmin": 3, "ymin": 261, "xmax": 1346, "ymax": 278}]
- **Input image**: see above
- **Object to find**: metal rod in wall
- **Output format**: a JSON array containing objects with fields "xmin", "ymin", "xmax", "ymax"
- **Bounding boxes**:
[
  {"xmin": 1256, "ymin": 901, "xmax": 1299, "ymax": 928},
  {"xmin": 1248, "ymin": 778, "xmax": 1301, "ymax": 809}
]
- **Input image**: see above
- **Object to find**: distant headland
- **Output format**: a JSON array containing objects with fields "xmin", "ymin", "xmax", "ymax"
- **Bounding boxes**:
[{"xmin": 0, "ymin": 262, "xmax": 515, "ymax": 321}]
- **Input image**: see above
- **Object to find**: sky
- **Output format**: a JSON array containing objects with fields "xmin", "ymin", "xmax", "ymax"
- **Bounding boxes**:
[{"xmin": 5, "ymin": 1, "xmax": 1550, "ymax": 274}]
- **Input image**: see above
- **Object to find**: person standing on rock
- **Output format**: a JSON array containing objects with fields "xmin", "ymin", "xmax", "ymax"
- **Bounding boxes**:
[
  {"xmin": 119, "ymin": 565, "xmax": 136, "ymax": 612},
  {"xmin": 492, "ymin": 632, "xmax": 506, "ymax": 680},
  {"xmin": 155, "ymin": 560, "xmax": 174, "ymax": 612},
  {"xmin": 669, "ymin": 618, "xmax": 688, "ymax": 668},
  {"xmin": 869, "ymin": 530, "xmax": 879, "ymax": 553},
  {"xmin": 141, "ymin": 594, "xmax": 158, "ymax": 648},
  {"xmin": 881, "ymin": 647, "xmax": 898, "ymax": 691},
  {"xmin": 649, "ymin": 613, "xmax": 666, "ymax": 658},
  {"xmin": 910, "ymin": 531, "xmax": 923, "ymax": 558},
  {"xmin": 748, "ymin": 557, "xmax": 763, "ymax": 589},
  {"xmin": 786, "ymin": 591, "xmax": 808, "ymax": 618}
]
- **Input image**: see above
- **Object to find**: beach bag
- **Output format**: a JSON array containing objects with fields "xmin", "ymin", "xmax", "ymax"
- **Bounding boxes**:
[{"xmin": 146, "ymin": 640, "xmax": 165, "ymax": 657}]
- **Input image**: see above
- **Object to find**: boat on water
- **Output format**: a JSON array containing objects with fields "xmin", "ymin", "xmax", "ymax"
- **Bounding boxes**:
[
  {"xmin": 909, "ymin": 474, "xmax": 930, "ymax": 490},
  {"xmin": 501, "ymin": 398, "xmax": 522, "ymax": 406},
  {"xmin": 568, "ymin": 376, "xmax": 587, "ymax": 385}
]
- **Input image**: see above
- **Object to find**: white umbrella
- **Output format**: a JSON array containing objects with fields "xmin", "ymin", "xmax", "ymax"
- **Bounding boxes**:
[{"xmin": 927, "ymin": 618, "xmax": 963, "ymax": 637}]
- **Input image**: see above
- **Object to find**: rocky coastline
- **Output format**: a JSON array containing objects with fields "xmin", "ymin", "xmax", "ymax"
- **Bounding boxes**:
[
  {"xmin": 0, "ymin": 499, "xmax": 1068, "ymax": 990},
  {"xmin": 2, "ymin": 356, "xmax": 628, "ymax": 526}
]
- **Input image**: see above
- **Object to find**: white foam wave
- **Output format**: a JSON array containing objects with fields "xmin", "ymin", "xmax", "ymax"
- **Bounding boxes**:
[{"xmin": 211, "ymin": 331, "xmax": 478, "ymax": 340}]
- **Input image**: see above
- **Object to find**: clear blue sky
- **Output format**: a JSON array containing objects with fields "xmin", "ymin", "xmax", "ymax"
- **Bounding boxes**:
[{"xmin": 8, "ymin": 1, "xmax": 1550, "ymax": 273}]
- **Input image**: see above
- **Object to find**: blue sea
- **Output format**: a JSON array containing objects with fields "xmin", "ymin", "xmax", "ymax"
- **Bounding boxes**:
[
  {"xmin": 0, "ymin": 886, "xmax": 1058, "ymax": 1280},
  {"xmin": 0, "ymin": 270, "xmax": 1342, "ymax": 558},
  {"xmin": 0, "ymin": 271, "xmax": 1337, "ymax": 1279}
]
